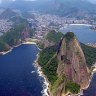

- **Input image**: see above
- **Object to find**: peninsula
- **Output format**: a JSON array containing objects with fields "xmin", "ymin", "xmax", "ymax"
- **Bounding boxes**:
[{"xmin": 38, "ymin": 31, "xmax": 96, "ymax": 96}]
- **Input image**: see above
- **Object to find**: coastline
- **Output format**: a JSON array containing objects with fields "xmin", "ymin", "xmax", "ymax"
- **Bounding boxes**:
[
  {"xmin": 91, "ymin": 62, "xmax": 96, "ymax": 75},
  {"xmin": 34, "ymin": 52, "xmax": 50, "ymax": 96},
  {"xmin": 59, "ymin": 23, "xmax": 92, "ymax": 31},
  {"xmin": 81, "ymin": 62, "xmax": 96, "ymax": 95},
  {"xmin": 0, "ymin": 41, "xmax": 37, "ymax": 55},
  {"xmin": 86, "ymin": 43, "xmax": 96, "ymax": 48},
  {"xmin": 0, "ymin": 34, "xmax": 95, "ymax": 96},
  {"xmin": 69, "ymin": 24, "xmax": 92, "ymax": 26},
  {"xmin": 0, "ymin": 41, "xmax": 50, "ymax": 96}
]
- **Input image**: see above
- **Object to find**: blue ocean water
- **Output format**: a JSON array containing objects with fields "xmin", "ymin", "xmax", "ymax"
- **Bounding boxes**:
[
  {"xmin": 0, "ymin": 44, "xmax": 43, "ymax": 96},
  {"xmin": 60, "ymin": 24, "xmax": 96, "ymax": 44},
  {"xmin": 83, "ymin": 73, "xmax": 96, "ymax": 96}
]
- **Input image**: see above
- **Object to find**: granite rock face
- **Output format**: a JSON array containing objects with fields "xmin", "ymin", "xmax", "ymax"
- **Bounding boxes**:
[{"xmin": 56, "ymin": 32, "xmax": 90, "ymax": 95}]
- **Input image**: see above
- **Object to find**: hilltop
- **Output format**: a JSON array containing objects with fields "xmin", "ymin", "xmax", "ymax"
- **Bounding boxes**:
[
  {"xmin": 0, "ymin": 8, "xmax": 18, "ymax": 19},
  {"xmin": 38, "ymin": 32, "xmax": 96, "ymax": 96}
]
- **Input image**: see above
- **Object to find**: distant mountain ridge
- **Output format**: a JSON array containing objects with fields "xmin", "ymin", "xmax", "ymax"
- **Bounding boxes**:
[
  {"xmin": 1, "ymin": 0, "xmax": 96, "ymax": 17},
  {"xmin": 0, "ymin": 8, "xmax": 18, "ymax": 19}
]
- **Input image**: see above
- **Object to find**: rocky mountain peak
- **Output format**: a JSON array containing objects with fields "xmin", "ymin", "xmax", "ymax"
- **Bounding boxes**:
[
  {"xmin": 64, "ymin": 32, "xmax": 75, "ymax": 41},
  {"xmin": 57, "ymin": 32, "xmax": 90, "ymax": 91}
]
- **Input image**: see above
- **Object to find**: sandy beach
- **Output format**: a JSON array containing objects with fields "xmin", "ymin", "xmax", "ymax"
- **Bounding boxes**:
[
  {"xmin": 69, "ymin": 24, "xmax": 92, "ymax": 26},
  {"xmin": 0, "ymin": 41, "xmax": 37, "ymax": 55}
]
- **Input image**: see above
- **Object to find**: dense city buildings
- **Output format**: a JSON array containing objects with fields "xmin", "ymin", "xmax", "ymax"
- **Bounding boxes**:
[
  {"xmin": 0, "ymin": 19, "xmax": 13, "ymax": 33},
  {"xmin": 27, "ymin": 13, "xmax": 91, "ymax": 39}
]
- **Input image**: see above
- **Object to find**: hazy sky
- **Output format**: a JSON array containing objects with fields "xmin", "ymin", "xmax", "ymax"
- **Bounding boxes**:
[
  {"xmin": 0, "ymin": 0, "xmax": 37, "ymax": 3},
  {"xmin": 88, "ymin": 0, "xmax": 96, "ymax": 3},
  {"xmin": 0, "ymin": 0, "xmax": 96, "ymax": 4}
]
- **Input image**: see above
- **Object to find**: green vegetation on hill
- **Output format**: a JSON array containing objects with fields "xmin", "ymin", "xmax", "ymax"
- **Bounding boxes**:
[
  {"xmin": 38, "ymin": 45, "xmax": 58, "ymax": 84},
  {"xmin": 10, "ymin": 16, "xmax": 28, "ymax": 26},
  {"xmin": 0, "ymin": 23, "xmax": 34, "ymax": 52},
  {"xmin": 81, "ymin": 43, "xmax": 96, "ymax": 68},
  {"xmin": 38, "ymin": 30, "xmax": 63, "ymax": 49},
  {"xmin": 64, "ymin": 32, "xmax": 75, "ymax": 41},
  {"xmin": 51, "ymin": 76, "xmax": 66, "ymax": 94},
  {"xmin": 65, "ymin": 81, "xmax": 80, "ymax": 94},
  {"xmin": 0, "ymin": 24, "xmax": 25, "ymax": 51},
  {"xmin": 0, "ymin": 8, "xmax": 17, "ymax": 19},
  {"xmin": 0, "ymin": 41, "xmax": 10, "ymax": 52},
  {"xmin": 0, "ymin": 10, "xmax": 35, "ymax": 52},
  {"xmin": 38, "ymin": 30, "xmax": 64, "ymax": 84},
  {"xmin": 37, "ymin": 43, "xmax": 44, "ymax": 49},
  {"xmin": 46, "ymin": 30, "xmax": 63, "ymax": 43},
  {"xmin": 1, "ymin": 24, "xmax": 26, "ymax": 46}
]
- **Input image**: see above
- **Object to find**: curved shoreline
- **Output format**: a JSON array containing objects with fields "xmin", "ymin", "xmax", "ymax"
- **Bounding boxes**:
[
  {"xmin": 59, "ymin": 23, "xmax": 92, "ymax": 32},
  {"xmin": 0, "ymin": 42, "xmax": 36, "ymax": 55},
  {"xmin": 34, "ymin": 53, "xmax": 50, "ymax": 96},
  {"xmin": 69, "ymin": 24, "xmax": 92, "ymax": 26},
  {"xmin": 0, "ymin": 42, "xmax": 50, "ymax": 96}
]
